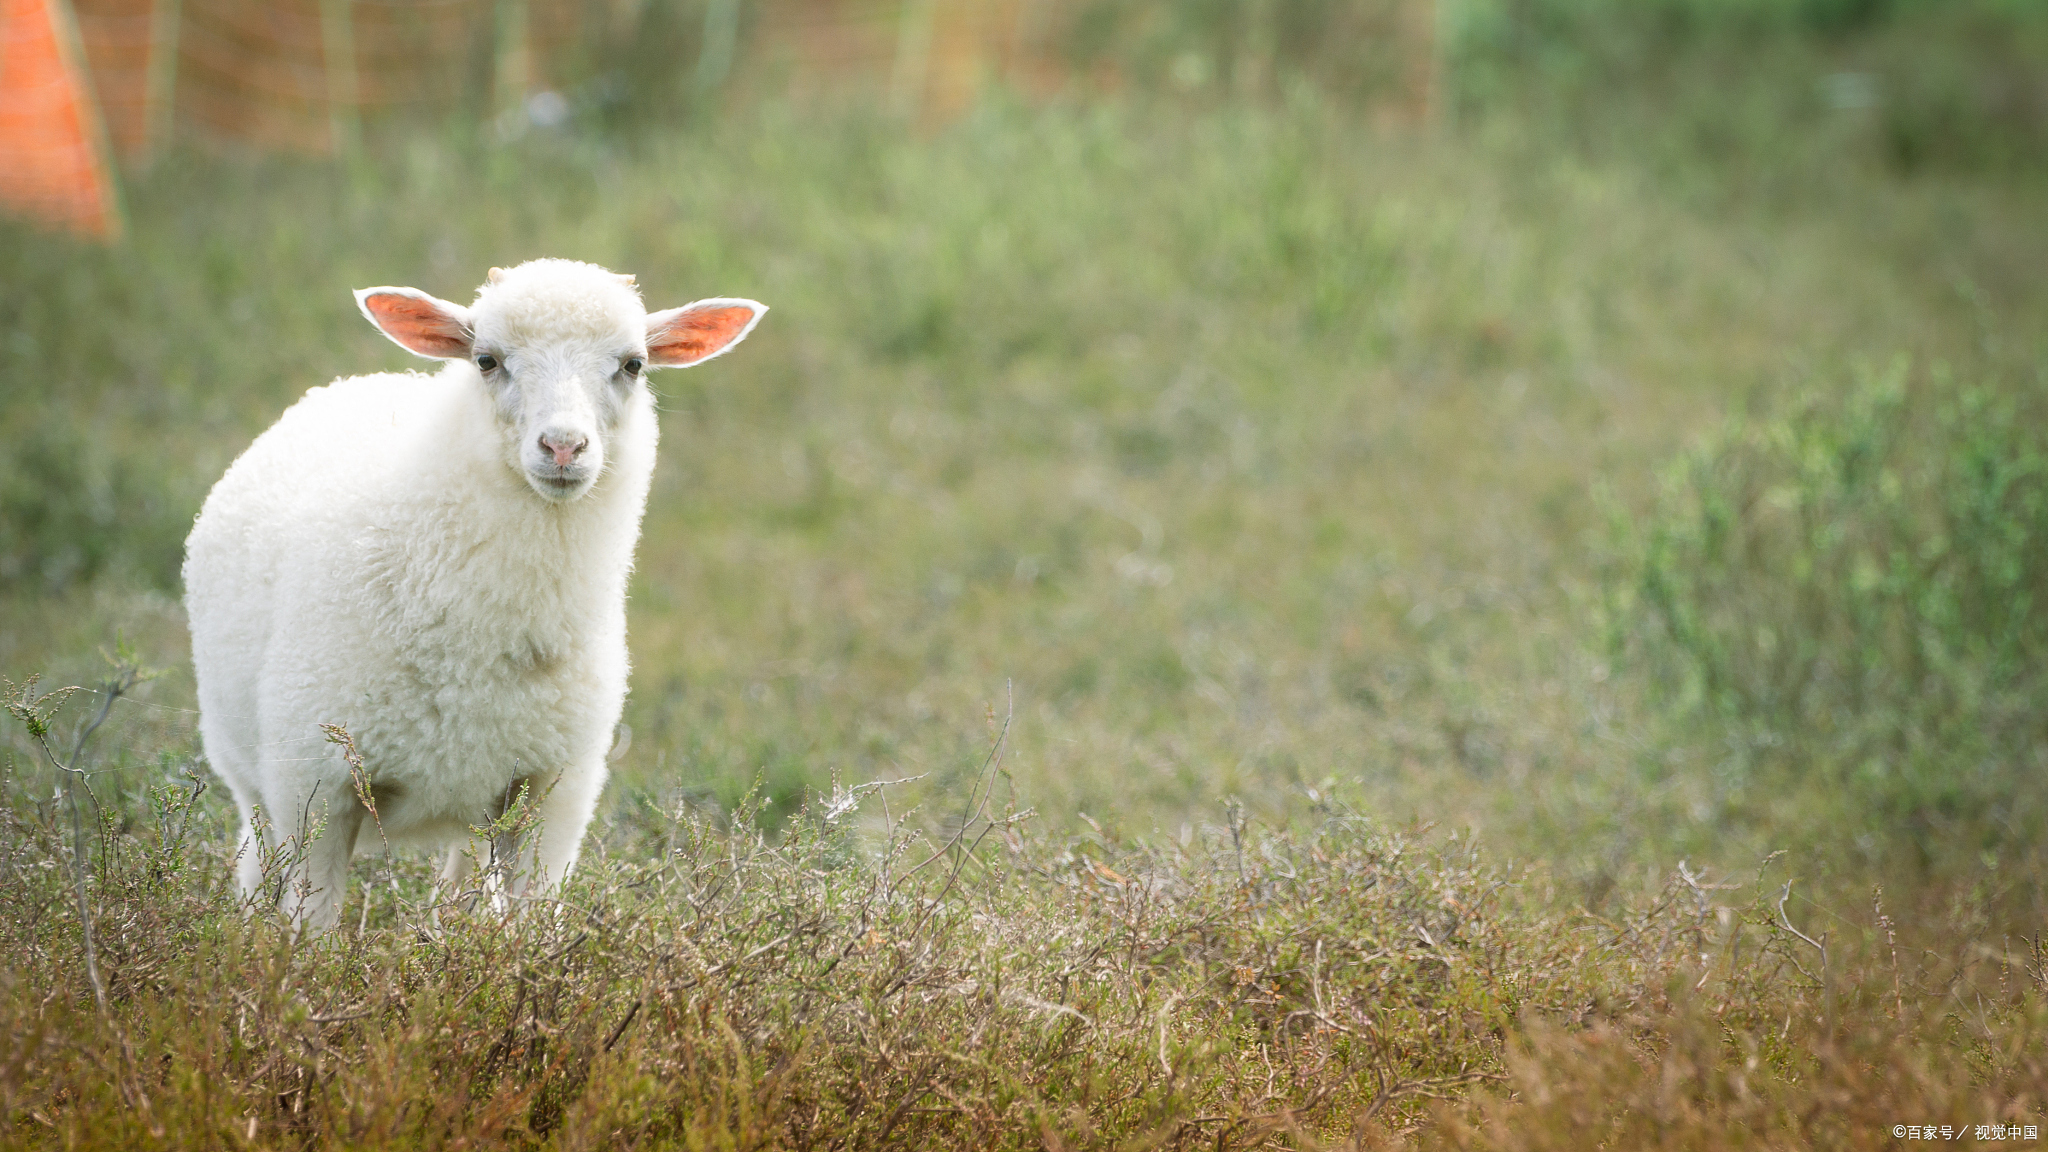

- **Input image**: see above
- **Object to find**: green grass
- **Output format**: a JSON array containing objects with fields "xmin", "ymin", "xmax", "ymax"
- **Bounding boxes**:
[
  {"xmin": 6, "ymin": 93, "xmax": 2043, "ymax": 863},
  {"xmin": 5, "ymin": 6, "xmax": 2048, "ymax": 1141}
]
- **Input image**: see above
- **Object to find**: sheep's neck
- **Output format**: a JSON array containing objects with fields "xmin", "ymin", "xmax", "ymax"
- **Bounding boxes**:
[{"xmin": 388, "ymin": 404, "xmax": 654, "ymax": 661}]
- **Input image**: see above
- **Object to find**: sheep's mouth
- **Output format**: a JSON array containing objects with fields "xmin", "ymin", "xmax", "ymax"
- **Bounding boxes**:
[{"xmin": 527, "ymin": 469, "xmax": 595, "ymax": 500}]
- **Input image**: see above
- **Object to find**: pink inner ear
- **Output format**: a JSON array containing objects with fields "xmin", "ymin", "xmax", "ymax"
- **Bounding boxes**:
[
  {"xmin": 648, "ymin": 305, "xmax": 758, "ymax": 366},
  {"xmin": 363, "ymin": 293, "xmax": 471, "ymax": 358}
]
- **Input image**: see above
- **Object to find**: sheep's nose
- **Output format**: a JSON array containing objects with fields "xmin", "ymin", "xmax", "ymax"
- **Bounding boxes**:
[{"xmin": 540, "ymin": 433, "xmax": 588, "ymax": 467}]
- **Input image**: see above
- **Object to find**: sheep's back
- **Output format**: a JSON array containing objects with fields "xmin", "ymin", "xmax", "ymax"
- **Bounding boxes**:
[
  {"xmin": 184, "ymin": 372, "xmax": 470, "ymax": 769},
  {"xmin": 187, "ymin": 371, "xmax": 452, "ymax": 612}
]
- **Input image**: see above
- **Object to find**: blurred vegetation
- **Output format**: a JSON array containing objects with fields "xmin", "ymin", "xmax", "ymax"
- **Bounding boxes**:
[
  {"xmin": 4, "ymin": 0, "xmax": 2048, "ymax": 1144},
  {"xmin": 1453, "ymin": 0, "xmax": 2048, "ymax": 176},
  {"xmin": 1608, "ymin": 363, "xmax": 2048, "ymax": 867}
]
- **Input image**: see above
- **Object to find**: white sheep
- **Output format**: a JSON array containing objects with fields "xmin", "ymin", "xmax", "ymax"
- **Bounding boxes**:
[{"xmin": 183, "ymin": 258, "xmax": 764, "ymax": 930}]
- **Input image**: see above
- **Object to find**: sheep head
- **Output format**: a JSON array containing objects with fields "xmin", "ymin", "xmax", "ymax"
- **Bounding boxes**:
[{"xmin": 354, "ymin": 259, "xmax": 765, "ymax": 503}]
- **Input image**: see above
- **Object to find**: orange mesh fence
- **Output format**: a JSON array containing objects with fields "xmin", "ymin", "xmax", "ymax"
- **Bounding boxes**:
[
  {"xmin": 740, "ymin": 0, "xmax": 1435, "ymax": 123},
  {"xmin": 2, "ymin": 0, "xmax": 1438, "ymax": 237},
  {"xmin": 750, "ymin": 0, "xmax": 1055, "ymax": 119},
  {"xmin": 175, "ymin": 0, "xmax": 500, "ymax": 153},
  {"xmin": 0, "ymin": 0, "xmax": 121, "ymax": 237}
]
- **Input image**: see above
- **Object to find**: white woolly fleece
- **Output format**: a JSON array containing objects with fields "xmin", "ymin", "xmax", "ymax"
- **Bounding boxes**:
[{"xmin": 184, "ymin": 259, "xmax": 760, "ymax": 930}]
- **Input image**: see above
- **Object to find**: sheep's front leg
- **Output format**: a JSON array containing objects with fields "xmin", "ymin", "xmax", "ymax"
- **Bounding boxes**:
[
  {"xmin": 232, "ymin": 818, "xmax": 267, "ymax": 902},
  {"xmin": 431, "ymin": 844, "xmax": 476, "ymax": 929},
  {"xmin": 505, "ymin": 763, "xmax": 605, "ymax": 905},
  {"xmin": 280, "ymin": 797, "xmax": 363, "ymax": 933}
]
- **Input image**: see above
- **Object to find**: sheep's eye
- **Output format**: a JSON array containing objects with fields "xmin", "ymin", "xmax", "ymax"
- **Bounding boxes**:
[
  {"xmin": 475, "ymin": 353, "xmax": 500, "ymax": 373},
  {"xmin": 621, "ymin": 357, "xmax": 644, "ymax": 378}
]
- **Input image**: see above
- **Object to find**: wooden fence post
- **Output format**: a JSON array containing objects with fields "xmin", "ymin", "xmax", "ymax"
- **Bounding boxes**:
[
  {"xmin": 142, "ymin": 0, "xmax": 177, "ymax": 161},
  {"xmin": 889, "ymin": 0, "xmax": 934, "ymax": 115},
  {"xmin": 696, "ymin": 0, "xmax": 739, "ymax": 91},
  {"xmin": 319, "ymin": 0, "xmax": 359, "ymax": 153},
  {"xmin": 493, "ymin": 0, "xmax": 529, "ymax": 117}
]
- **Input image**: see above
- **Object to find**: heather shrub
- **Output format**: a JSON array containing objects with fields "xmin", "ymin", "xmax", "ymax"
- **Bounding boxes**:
[{"xmin": 1608, "ymin": 361, "xmax": 2048, "ymax": 856}]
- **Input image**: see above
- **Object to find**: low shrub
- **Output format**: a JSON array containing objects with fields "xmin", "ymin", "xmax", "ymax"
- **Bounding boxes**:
[
  {"xmin": 0, "ymin": 677, "xmax": 1906, "ymax": 1150},
  {"xmin": 1607, "ymin": 360, "xmax": 2048, "ymax": 857}
]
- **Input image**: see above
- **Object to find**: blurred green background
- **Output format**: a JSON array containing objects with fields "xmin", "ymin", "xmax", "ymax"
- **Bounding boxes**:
[{"xmin": 4, "ymin": 0, "xmax": 2045, "ymax": 907}]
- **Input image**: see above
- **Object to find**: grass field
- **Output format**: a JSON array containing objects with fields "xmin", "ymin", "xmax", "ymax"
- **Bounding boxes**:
[{"xmin": 4, "ymin": 2, "xmax": 2048, "ymax": 1145}]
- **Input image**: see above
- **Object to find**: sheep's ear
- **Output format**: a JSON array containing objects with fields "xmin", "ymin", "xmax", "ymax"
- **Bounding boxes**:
[
  {"xmin": 354, "ymin": 286, "xmax": 474, "ymax": 360},
  {"xmin": 645, "ymin": 298, "xmax": 766, "ymax": 368}
]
